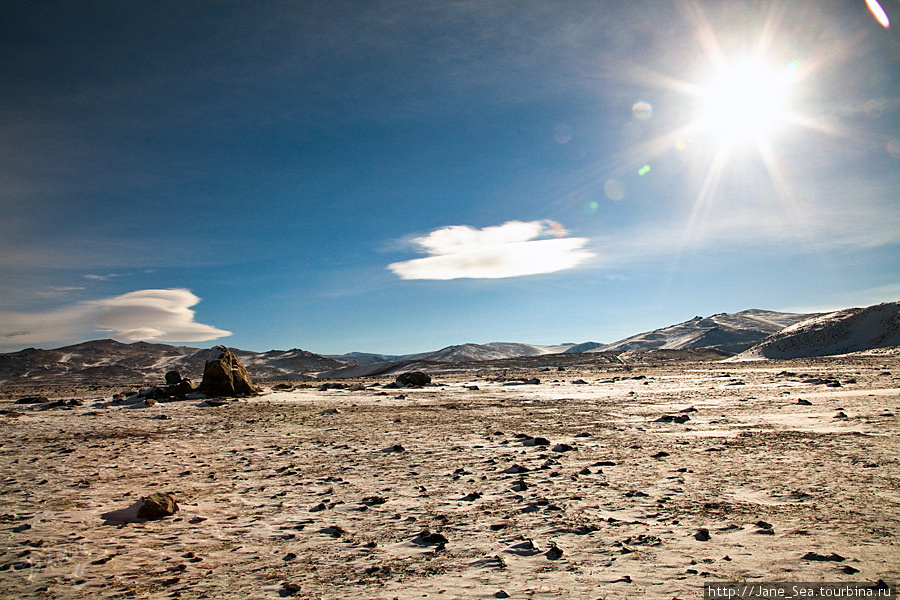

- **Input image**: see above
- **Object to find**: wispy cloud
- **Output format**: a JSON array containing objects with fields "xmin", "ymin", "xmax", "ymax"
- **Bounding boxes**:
[
  {"xmin": 0, "ymin": 288, "xmax": 231, "ymax": 348},
  {"xmin": 34, "ymin": 286, "xmax": 86, "ymax": 298},
  {"xmin": 84, "ymin": 273, "xmax": 128, "ymax": 281},
  {"xmin": 388, "ymin": 220, "xmax": 594, "ymax": 280}
]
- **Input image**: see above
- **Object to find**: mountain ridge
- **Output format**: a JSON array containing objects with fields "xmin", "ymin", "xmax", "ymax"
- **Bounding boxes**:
[
  {"xmin": 3, "ymin": 304, "xmax": 897, "ymax": 385},
  {"xmin": 732, "ymin": 301, "xmax": 900, "ymax": 360}
]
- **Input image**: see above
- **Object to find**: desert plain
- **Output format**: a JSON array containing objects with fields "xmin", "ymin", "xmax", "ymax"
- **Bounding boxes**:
[{"xmin": 1, "ymin": 354, "xmax": 897, "ymax": 599}]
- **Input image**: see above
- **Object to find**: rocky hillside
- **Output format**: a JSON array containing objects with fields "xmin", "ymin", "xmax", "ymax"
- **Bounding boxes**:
[
  {"xmin": 595, "ymin": 309, "xmax": 814, "ymax": 354},
  {"xmin": 732, "ymin": 301, "xmax": 900, "ymax": 360}
]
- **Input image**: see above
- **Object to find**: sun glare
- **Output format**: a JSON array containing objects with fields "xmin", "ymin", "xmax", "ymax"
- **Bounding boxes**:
[{"xmin": 695, "ymin": 58, "xmax": 794, "ymax": 148}]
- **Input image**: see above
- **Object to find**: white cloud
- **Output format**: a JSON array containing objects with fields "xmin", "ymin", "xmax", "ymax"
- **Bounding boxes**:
[
  {"xmin": 0, "ymin": 288, "xmax": 231, "ymax": 348},
  {"xmin": 388, "ymin": 220, "xmax": 595, "ymax": 280}
]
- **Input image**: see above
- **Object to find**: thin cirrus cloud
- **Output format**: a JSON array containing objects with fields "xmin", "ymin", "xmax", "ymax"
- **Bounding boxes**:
[
  {"xmin": 388, "ymin": 220, "xmax": 595, "ymax": 280},
  {"xmin": 0, "ymin": 288, "xmax": 231, "ymax": 348}
]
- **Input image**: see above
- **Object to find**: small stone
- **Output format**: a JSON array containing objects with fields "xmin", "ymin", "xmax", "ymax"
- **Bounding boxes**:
[
  {"xmin": 545, "ymin": 543, "xmax": 563, "ymax": 560},
  {"xmin": 801, "ymin": 552, "xmax": 844, "ymax": 562},
  {"xmin": 694, "ymin": 528, "xmax": 711, "ymax": 541},
  {"xmin": 413, "ymin": 530, "xmax": 448, "ymax": 546},
  {"xmin": 136, "ymin": 493, "xmax": 178, "ymax": 519}
]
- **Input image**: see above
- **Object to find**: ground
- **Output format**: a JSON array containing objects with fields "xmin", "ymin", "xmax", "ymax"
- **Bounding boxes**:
[{"xmin": 0, "ymin": 356, "xmax": 897, "ymax": 599}]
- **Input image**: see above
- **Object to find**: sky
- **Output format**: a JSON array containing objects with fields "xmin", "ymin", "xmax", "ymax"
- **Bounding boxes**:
[{"xmin": 1, "ymin": 0, "xmax": 899, "ymax": 355}]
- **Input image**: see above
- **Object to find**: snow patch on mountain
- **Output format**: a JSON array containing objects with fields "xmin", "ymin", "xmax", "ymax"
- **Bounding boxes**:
[
  {"xmin": 595, "ymin": 309, "xmax": 813, "ymax": 354},
  {"xmin": 731, "ymin": 301, "xmax": 900, "ymax": 360}
]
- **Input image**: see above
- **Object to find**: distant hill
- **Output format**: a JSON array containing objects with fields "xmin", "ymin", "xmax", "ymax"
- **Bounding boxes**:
[
  {"xmin": 595, "ymin": 309, "xmax": 814, "ymax": 354},
  {"xmin": 563, "ymin": 342, "xmax": 604, "ymax": 354},
  {"xmin": 0, "ymin": 339, "xmax": 349, "ymax": 385},
  {"xmin": 405, "ymin": 342, "xmax": 575, "ymax": 362},
  {"xmin": 732, "ymin": 301, "xmax": 900, "ymax": 360}
]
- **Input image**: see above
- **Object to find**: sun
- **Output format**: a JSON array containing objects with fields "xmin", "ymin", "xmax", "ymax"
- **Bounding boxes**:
[{"xmin": 694, "ymin": 57, "xmax": 795, "ymax": 149}]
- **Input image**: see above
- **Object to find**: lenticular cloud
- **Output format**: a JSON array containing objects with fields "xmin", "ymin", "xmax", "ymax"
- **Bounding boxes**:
[
  {"xmin": 90, "ymin": 289, "xmax": 231, "ymax": 342},
  {"xmin": 388, "ymin": 221, "xmax": 594, "ymax": 280},
  {"xmin": 0, "ymin": 288, "xmax": 231, "ymax": 346}
]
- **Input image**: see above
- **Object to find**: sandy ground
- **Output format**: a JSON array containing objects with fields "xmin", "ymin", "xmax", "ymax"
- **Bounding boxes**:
[{"xmin": 1, "ymin": 356, "xmax": 897, "ymax": 599}]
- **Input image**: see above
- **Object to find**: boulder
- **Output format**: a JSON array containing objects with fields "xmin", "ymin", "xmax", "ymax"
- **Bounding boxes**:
[
  {"xmin": 395, "ymin": 371, "xmax": 431, "ymax": 387},
  {"xmin": 196, "ymin": 346, "xmax": 259, "ymax": 397},
  {"xmin": 164, "ymin": 371, "xmax": 183, "ymax": 385},
  {"xmin": 136, "ymin": 492, "xmax": 179, "ymax": 519},
  {"xmin": 160, "ymin": 378, "xmax": 197, "ymax": 399}
]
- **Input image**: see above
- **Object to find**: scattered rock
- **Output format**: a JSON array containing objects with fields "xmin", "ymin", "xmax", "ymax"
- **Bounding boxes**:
[
  {"xmin": 523, "ymin": 437, "xmax": 550, "ymax": 447},
  {"xmin": 15, "ymin": 396, "xmax": 48, "ymax": 404},
  {"xmin": 165, "ymin": 371, "xmax": 183, "ymax": 385},
  {"xmin": 320, "ymin": 526, "xmax": 345, "ymax": 538},
  {"xmin": 801, "ymin": 552, "xmax": 845, "ymax": 562},
  {"xmin": 279, "ymin": 582, "xmax": 302, "ymax": 597},
  {"xmin": 380, "ymin": 444, "xmax": 405, "ymax": 453},
  {"xmin": 502, "ymin": 465, "xmax": 529, "ymax": 474},
  {"xmin": 495, "ymin": 591, "xmax": 511, "ymax": 599},
  {"xmin": 361, "ymin": 496, "xmax": 386, "ymax": 506},
  {"xmin": 413, "ymin": 530, "xmax": 448, "ymax": 546},
  {"xmin": 834, "ymin": 412, "xmax": 848, "ymax": 419},
  {"xmin": 552, "ymin": 443, "xmax": 575, "ymax": 452},
  {"xmin": 797, "ymin": 398, "xmax": 812, "ymax": 405},
  {"xmin": 694, "ymin": 528, "xmax": 711, "ymax": 541},
  {"xmin": 545, "ymin": 543, "xmax": 563, "ymax": 560},
  {"xmin": 651, "ymin": 451, "xmax": 670, "ymax": 459}
]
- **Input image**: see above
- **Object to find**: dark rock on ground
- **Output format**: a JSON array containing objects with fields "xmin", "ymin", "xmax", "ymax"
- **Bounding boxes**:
[
  {"xmin": 197, "ymin": 346, "xmax": 259, "ymax": 397},
  {"xmin": 395, "ymin": 372, "xmax": 432, "ymax": 387},
  {"xmin": 802, "ymin": 552, "xmax": 845, "ymax": 562},
  {"xmin": 165, "ymin": 371, "xmax": 183, "ymax": 385},
  {"xmin": 413, "ymin": 530, "xmax": 448, "ymax": 546},
  {"xmin": 137, "ymin": 493, "xmax": 179, "ymax": 519},
  {"xmin": 15, "ymin": 396, "xmax": 48, "ymax": 404}
]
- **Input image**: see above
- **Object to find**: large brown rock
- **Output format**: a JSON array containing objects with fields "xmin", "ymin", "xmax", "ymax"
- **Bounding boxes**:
[
  {"xmin": 136, "ymin": 492, "xmax": 179, "ymax": 519},
  {"xmin": 197, "ymin": 346, "xmax": 259, "ymax": 397}
]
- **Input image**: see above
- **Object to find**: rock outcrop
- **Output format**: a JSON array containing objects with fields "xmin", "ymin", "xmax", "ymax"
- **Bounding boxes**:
[
  {"xmin": 394, "ymin": 371, "xmax": 431, "ymax": 387},
  {"xmin": 197, "ymin": 346, "xmax": 259, "ymax": 397}
]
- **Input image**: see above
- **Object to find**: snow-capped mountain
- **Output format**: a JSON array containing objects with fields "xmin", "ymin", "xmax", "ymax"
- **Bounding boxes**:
[
  {"xmin": 732, "ymin": 301, "xmax": 900, "ymax": 360},
  {"xmin": 404, "ymin": 342, "xmax": 575, "ymax": 362},
  {"xmin": 594, "ymin": 309, "xmax": 814, "ymax": 354},
  {"xmin": 0, "ymin": 339, "xmax": 348, "ymax": 385}
]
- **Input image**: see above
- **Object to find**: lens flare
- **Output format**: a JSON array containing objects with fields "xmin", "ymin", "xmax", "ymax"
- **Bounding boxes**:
[
  {"xmin": 604, "ymin": 179, "xmax": 625, "ymax": 201},
  {"xmin": 865, "ymin": 0, "xmax": 890, "ymax": 28},
  {"xmin": 632, "ymin": 101, "xmax": 653, "ymax": 120},
  {"xmin": 553, "ymin": 124, "xmax": 573, "ymax": 144}
]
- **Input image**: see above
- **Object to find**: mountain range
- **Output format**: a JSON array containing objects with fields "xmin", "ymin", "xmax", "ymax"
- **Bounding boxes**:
[{"xmin": 1, "ymin": 303, "xmax": 897, "ymax": 385}]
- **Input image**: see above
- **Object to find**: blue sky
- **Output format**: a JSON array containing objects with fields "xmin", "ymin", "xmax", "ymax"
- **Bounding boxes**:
[{"xmin": 1, "ymin": 0, "xmax": 898, "ymax": 355}]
